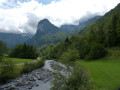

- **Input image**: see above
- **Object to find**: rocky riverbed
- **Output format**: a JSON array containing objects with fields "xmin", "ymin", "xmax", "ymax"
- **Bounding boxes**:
[{"xmin": 0, "ymin": 60, "xmax": 65, "ymax": 90}]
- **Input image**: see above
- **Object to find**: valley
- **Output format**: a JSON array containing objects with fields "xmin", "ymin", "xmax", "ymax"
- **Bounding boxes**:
[{"xmin": 0, "ymin": 1, "xmax": 120, "ymax": 90}]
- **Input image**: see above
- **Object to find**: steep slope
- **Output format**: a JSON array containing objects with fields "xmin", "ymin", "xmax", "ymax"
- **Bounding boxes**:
[
  {"xmin": 44, "ymin": 3, "xmax": 120, "ymax": 60},
  {"xmin": 78, "ymin": 3, "xmax": 120, "ymax": 47},
  {"xmin": 0, "ymin": 33, "xmax": 33, "ymax": 48},
  {"xmin": 27, "ymin": 19, "xmax": 70, "ymax": 47},
  {"xmin": 60, "ymin": 16, "xmax": 101, "ymax": 32},
  {"xmin": 35, "ymin": 19, "xmax": 60, "ymax": 37}
]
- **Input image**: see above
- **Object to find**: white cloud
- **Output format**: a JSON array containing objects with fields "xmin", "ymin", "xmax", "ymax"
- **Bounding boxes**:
[{"xmin": 0, "ymin": 0, "xmax": 120, "ymax": 34}]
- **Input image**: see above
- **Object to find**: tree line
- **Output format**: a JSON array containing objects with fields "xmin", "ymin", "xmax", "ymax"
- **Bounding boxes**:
[{"xmin": 9, "ymin": 43, "xmax": 39, "ymax": 59}]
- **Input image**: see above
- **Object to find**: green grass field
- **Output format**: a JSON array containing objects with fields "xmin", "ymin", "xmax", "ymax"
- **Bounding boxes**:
[
  {"xmin": 1, "ymin": 58, "xmax": 33, "ymax": 64},
  {"xmin": 81, "ymin": 48, "xmax": 120, "ymax": 90}
]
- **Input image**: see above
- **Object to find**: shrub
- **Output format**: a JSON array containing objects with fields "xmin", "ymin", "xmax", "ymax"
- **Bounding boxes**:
[
  {"xmin": 0, "ymin": 59, "xmax": 17, "ymax": 83},
  {"xmin": 0, "ymin": 40, "xmax": 7, "ymax": 61},
  {"xmin": 86, "ymin": 43, "xmax": 107, "ymax": 60},
  {"xmin": 0, "ymin": 57, "xmax": 45, "ymax": 83},
  {"xmin": 51, "ymin": 62, "xmax": 94, "ymax": 90},
  {"xmin": 22, "ymin": 57, "xmax": 45, "ymax": 73},
  {"xmin": 36, "ymin": 57, "xmax": 45, "ymax": 68},
  {"xmin": 21, "ymin": 63, "xmax": 36, "ymax": 73},
  {"xmin": 59, "ymin": 49, "xmax": 79, "ymax": 63}
]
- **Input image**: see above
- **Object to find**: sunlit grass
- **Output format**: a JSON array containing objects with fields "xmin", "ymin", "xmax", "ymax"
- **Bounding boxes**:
[
  {"xmin": 81, "ymin": 48, "xmax": 120, "ymax": 90},
  {"xmin": 1, "ymin": 58, "xmax": 33, "ymax": 64}
]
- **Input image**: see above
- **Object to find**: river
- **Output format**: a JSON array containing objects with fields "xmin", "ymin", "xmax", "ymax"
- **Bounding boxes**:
[
  {"xmin": 32, "ymin": 60, "xmax": 54, "ymax": 90},
  {"xmin": 0, "ymin": 60, "xmax": 65, "ymax": 90}
]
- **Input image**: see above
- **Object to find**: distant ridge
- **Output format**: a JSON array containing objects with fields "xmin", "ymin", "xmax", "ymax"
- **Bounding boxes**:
[
  {"xmin": 0, "ymin": 33, "xmax": 33, "ymax": 47},
  {"xmin": 60, "ymin": 16, "xmax": 101, "ymax": 31}
]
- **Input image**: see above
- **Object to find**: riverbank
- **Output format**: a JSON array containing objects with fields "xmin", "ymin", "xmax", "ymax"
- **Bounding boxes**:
[{"xmin": 0, "ymin": 60, "xmax": 65, "ymax": 90}]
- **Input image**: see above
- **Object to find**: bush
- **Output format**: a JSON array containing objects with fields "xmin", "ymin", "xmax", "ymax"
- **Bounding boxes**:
[
  {"xmin": 21, "ymin": 63, "xmax": 36, "ymax": 73},
  {"xmin": 0, "ymin": 59, "xmax": 17, "ymax": 83},
  {"xmin": 0, "ymin": 40, "xmax": 7, "ymax": 61},
  {"xmin": 86, "ymin": 43, "xmax": 107, "ymax": 60},
  {"xmin": 36, "ymin": 57, "xmax": 45, "ymax": 68},
  {"xmin": 0, "ymin": 57, "xmax": 45, "ymax": 83},
  {"xmin": 59, "ymin": 49, "xmax": 79, "ymax": 63},
  {"xmin": 22, "ymin": 57, "xmax": 45, "ymax": 73},
  {"xmin": 51, "ymin": 62, "xmax": 94, "ymax": 90}
]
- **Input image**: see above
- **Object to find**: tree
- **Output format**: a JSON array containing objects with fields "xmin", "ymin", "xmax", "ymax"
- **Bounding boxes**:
[
  {"xmin": 59, "ymin": 49, "xmax": 79, "ymax": 63},
  {"xmin": 0, "ymin": 40, "xmax": 7, "ymax": 61},
  {"xmin": 79, "ymin": 41, "xmax": 91, "ymax": 59},
  {"xmin": 105, "ymin": 15, "xmax": 119, "ymax": 47},
  {"xmin": 9, "ymin": 43, "xmax": 39, "ymax": 59},
  {"xmin": 51, "ymin": 63, "xmax": 94, "ymax": 90},
  {"xmin": 86, "ymin": 43, "xmax": 107, "ymax": 60}
]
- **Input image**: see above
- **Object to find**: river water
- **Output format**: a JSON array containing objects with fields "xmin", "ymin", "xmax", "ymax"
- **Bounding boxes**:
[
  {"xmin": 0, "ymin": 60, "xmax": 65, "ymax": 90},
  {"xmin": 31, "ymin": 60, "xmax": 54, "ymax": 90}
]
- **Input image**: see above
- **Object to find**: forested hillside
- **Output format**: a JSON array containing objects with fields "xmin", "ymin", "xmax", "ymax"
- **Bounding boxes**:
[
  {"xmin": 27, "ymin": 16, "xmax": 101, "ymax": 47},
  {"xmin": 79, "ymin": 3, "xmax": 120, "ymax": 47},
  {"xmin": 40, "ymin": 3, "xmax": 120, "ymax": 62}
]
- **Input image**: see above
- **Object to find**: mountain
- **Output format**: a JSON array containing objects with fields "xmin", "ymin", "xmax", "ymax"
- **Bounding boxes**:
[
  {"xmin": 27, "ymin": 16, "xmax": 101, "ymax": 47},
  {"xmin": 60, "ymin": 16, "xmax": 101, "ymax": 32},
  {"xmin": 35, "ymin": 19, "xmax": 60, "ymax": 37},
  {"xmin": 0, "ymin": 33, "xmax": 33, "ymax": 48},
  {"xmin": 45, "ymin": 3, "xmax": 120, "ymax": 60},
  {"xmin": 27, "ymin": 19, "xmax": 70, "ymax": 47},
  {"xmin": 78, "ymin": 3, "xmax": 120, "ymax": 47}
]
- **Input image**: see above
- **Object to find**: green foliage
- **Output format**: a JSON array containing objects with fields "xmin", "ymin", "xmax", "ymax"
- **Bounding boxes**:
[
  {"xmin": 36, "ymin": 57, "xmax": 45, "ymax": 68},
  {"xmin": 59, "ymin": 49, "xmax": 79, "ymax": 63},
  {"xmin": 21, "ymin": 63, "xmax": 36, "ymax": 73},
  {"xmin": 0, "ymin": 40, "xmax": 7, "ymax": 61},
  {"xmin": 5, "ymin": 58, "xmax": 32, "ymax": 64},
  {"xmin": 81, "ymin": 48, "xmax": 120, "ymax": 90},
  {"xmin": 28, "ymin": 28, "xmax": 72, "ymax": 47},
  {"xmin": 50, "ymin": 37, "xmax": 71, "ymax": 59},
  {"xmin": 9, "ymin": 43, "xmax": 39, "ymax": 59},
  {"xmin": 79, "ymin": 41, "xmax": 91, "ymax": 59},
  {"xmin": 78, "ymin": 4, "xmax": 120, "ymax": 47},
  {"xmin": 51, "ymin": 63, "xmax": 94, "ymax": 90},
  {"xmin": 47, "ymin": 34, "xmax": 107, "ymax": 61},
  {"xmin": 0, "ymin": 57, "xmax": 45, "ymax": 83},
  {"xmin": 86, "ymin": 43, "xmax": 107, "ymax": 60},
  {"xmin": 0, "ymin": 59, "xmax": 18, "ymax": 83},
  {"xmin": 39, "ymin": 44, "xmax": 55, "ymax": 59},
  {"xmin": 40, "ymin": 4, "xmax": 120, "ymax": 62},
  {"xmin": 47, "ymin": 4, "xmax": 120, "ymax": 62},
  {"xmin": 22, "ymin": 57, "xmax": 45, "ymax": 73},
  {"xmin": 39, "ymin": 31, "xmax": 70, "ymax": 46}
]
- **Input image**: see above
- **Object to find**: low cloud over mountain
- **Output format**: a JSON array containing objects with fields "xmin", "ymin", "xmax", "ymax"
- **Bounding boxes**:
[{"xmin": 0, "ymin": 0, "xmax": 120, "ymax": 34}]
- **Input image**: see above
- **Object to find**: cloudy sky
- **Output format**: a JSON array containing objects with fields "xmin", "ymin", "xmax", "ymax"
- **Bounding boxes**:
[{"xmin": 0, "ymin": 0, "xmax": 120, "ymax": 34}]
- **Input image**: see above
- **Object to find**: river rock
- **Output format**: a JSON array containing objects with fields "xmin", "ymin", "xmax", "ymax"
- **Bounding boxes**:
[{"xmin": 0, "ymin": 60, "xmax": 66, "ymax": 90}]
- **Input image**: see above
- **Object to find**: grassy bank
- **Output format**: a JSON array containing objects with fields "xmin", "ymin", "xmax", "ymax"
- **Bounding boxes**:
[
  {"xmin": 10, "ymin": 58, "xmax": 33, "ymax": 64},
  {"xmin": 0, "ymin": 57, "xmax": 45, "ymax": 83},
  {"xmin": 1, "ymin": 58, "xmax": 33, "ymax": 64},
  {"xmin": 81, "ymin": 48, "xmax": 120, "ymax": 90}
]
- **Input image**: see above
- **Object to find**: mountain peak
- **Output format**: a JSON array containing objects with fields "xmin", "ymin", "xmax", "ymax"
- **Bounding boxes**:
[
  {"xmin": 35, "ymin": 19, "xmax": 60, "ymax": 38},
  {"xmin": 38, "ymin": 19, "xmax": 51, "ymax": 25},
  {"xmin": 27, "ymin": 19, "xmax": 64, "ymax": 47}
]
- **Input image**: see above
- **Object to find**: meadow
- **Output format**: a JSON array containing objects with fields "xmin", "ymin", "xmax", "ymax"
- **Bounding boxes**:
[
  {"xmin": 81, "ymin": 48, "xmax": 120, "ymax": 90},
  {"xmin": 1, "ymin": 58, "xmax": 33, "ymax": 64}
]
